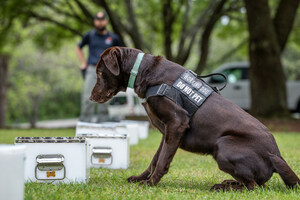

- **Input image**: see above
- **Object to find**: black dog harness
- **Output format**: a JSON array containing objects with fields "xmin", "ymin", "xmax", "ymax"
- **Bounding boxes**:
[{"xmin": 145, "ymin": 70, "xmax": 220, "ymax": 117}]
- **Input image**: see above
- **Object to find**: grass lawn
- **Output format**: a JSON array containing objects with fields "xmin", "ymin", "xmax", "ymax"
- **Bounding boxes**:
[{"xmin": 0, "ymin": 128, "xmax": 300, "ymax": 200}]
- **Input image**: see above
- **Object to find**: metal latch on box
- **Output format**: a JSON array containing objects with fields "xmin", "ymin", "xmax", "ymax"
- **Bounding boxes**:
[
  {"xmin": 91, "ymin": 147, "xmax": 112, "ymax": 165},
  {"xmin": 35, "ymin": 154, "xmax": 66, "ymax": 180}
]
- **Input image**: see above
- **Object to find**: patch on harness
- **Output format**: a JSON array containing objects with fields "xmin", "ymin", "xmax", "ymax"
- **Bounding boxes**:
[
  {"xmin": 145, "ymin": 70, "xmax": 214, "ymax": 117},
  {"xmin": 173, "ymin": 71, "xmax": 213, "ymax": 107}
]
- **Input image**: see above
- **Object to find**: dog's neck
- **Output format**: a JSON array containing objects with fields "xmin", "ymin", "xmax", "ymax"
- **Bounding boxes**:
[
  {"xmin": 134, "ymin": 55, "xmax": 163, "ymax": 98},
  {"xmin": 121, "ymin": 52, "xmax": 155, "ymax": 98},
  {"xmin": 121, "ymin": 50, "xmax": 184, "ymax": 99},
  {"xmin": 127, "ymin": 53, "xmax": 145, "ymax": 89}
]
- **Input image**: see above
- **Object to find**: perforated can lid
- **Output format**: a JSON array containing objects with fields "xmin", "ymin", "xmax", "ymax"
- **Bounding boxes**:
[
  {"xmin": 15, "ymin": 137, "xmax": 85, "ymax": 143},
  {"xmin": 78, "ymin": 133, "xmax": 127, "ymax": 139}
]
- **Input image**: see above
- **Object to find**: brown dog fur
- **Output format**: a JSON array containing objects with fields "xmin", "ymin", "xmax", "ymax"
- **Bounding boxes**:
[{"xmin": 90, "ymin": 47, "xmax": 300, "ymax": 190}]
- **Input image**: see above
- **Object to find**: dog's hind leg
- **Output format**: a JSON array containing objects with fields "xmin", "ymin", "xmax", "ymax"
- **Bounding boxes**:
[
  {"xmin": 210, "ymin": 165, "xmax": 258, "ymax": 191},
  {"xmin": 211, "ymin": 135, "xmax": 270, "ymax": 191},
  {"xmin": 221, "ymin": 179, "xmax": 243, "ymax": 186}
]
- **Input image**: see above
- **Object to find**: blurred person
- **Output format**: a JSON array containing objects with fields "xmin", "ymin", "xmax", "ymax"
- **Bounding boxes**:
[{"xmin": 76, "ymin": 11, "xmax": 122, "ymax": 122}]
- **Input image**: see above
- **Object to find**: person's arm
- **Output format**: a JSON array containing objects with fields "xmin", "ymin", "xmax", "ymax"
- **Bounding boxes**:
[
  {"xmin": 76, "ymin": 32, "xmax": 90, "ymax": 69},
  {"xmin": 76, "ymin": 46, "xmax": 88, "ymax": 69}
]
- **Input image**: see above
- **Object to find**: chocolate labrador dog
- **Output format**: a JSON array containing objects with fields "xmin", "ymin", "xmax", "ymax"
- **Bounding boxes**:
[{"xmin": 90, "ymin": 47, "xmax": 300, "ymax": 190}]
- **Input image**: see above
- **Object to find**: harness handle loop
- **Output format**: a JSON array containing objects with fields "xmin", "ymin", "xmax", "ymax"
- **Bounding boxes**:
[{"xmin": 196, "ymin": 73, "xmax": 227, "ymax": 92}]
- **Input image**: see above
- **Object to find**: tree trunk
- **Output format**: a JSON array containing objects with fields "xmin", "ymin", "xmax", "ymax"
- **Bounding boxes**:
[
  {"xmin": 162, "ymin": 0, "xmax": 175, "ymax": 60},
  {"xmin": 28, "ymin": 92, "xmax": 43, "ymax": 128},
  {"xmin": 195, "ymin": 0, "xmax": 227, "ymax": 74},
  {"xmin": 273, "ymin": 0, "xmax": 300, "ymax": 52},
  {"xmin": 244, "ymin": 0, "xmax": 289, "ymax": 117},
  {"xmin": 0, "ymin": 54, "xmax": 9, "ymax": 128}
]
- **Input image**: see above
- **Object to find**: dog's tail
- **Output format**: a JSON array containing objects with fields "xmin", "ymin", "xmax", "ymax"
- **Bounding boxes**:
[{"xmin": 269, "ymin": 154, "xmax": 300, "ymax": 188}]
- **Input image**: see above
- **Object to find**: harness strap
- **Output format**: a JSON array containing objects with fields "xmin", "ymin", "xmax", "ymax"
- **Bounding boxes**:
[
  {"xmin": 146, "ymin": 84, "xmax": 171, "ymax": 98},
  {"xmin": 145, "ymin": 83, "xmax": 199, "ymax": 117}
]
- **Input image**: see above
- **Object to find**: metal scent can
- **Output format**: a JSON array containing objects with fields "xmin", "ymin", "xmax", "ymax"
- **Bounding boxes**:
[
  {"xmin": 0, "ymin": 145, "xmax": 26, "ymax": 200},
  {"xmin": 15, "ymin": 137, "xmax": 88, "ymax": 184},
  {"xmin": 84, "ymin": 134, "xmax": 129, "ymax": 169}
]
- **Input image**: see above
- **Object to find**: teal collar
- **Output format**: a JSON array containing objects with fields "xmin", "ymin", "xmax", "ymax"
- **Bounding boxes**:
[{"xmin": 128, "ymin": 53, "xmax": 145, "ymax": 88}]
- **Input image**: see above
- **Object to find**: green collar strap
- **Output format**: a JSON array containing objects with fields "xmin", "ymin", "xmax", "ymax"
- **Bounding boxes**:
[{"xmin": 128, "ymin": 52, "xmax": 145, "ymax": 88}]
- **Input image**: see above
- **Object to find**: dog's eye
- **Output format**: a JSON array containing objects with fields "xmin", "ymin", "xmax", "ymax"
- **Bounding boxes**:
[{"xmin": 98, "ymin": 72, "xmax": 103, "ymax": 78}]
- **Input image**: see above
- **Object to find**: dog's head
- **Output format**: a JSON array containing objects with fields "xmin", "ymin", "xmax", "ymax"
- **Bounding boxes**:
[{"xmin": 89, "ymin": 47, "xmax": 124, "ymax": 103}]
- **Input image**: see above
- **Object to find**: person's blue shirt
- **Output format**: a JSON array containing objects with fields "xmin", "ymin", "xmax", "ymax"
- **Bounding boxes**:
[{"xmin": 78, "ymin": 30, "xmax": 122, "ymax": 65}]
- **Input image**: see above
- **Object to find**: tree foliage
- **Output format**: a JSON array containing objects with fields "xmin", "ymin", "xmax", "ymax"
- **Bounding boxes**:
[
  {"xmin": 7, "ymin": 41, "xmax": 82, "ymax": 127},
  {"xmin": 1, "ymin": 0, "xmax": 248, "ymax": 69}
]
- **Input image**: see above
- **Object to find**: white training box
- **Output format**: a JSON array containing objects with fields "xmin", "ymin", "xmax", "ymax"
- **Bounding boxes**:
[
  {"xmin": 121, "ymin": 120, "xmax": 150, "ymax": 139},
  {"xmin": 102, "ymin": 122, "xmax": 139, "ymax": 145},
  {"xmin": 76, "ymin": 121, "xmax": 139, "ymax": 145},
  {"xmin": 0, "ymin": 145, "xmax": 26, "ymax": 200},
  {"xmin": 76, "ymin": 122, "xmax": 130, "ymax": 169},
  {"xmin": 15, "ymin": 137, "xmax": 88, "ymax": 184},
  {"xmin": 76, "ymin": 121, "xmax": 118, "ymax": 136},
  {"xmin": 83, "ymin": 134, "xmax": 129, "ymax": 169}
]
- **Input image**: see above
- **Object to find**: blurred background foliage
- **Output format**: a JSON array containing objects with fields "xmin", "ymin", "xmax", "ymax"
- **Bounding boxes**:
[
  {"xmin": 7, "ymin": 40, "xmax": 83, "ymax": 126},
  {"xmin": 1, "ymin": 0, "xmax": 300, "ymax": 127}
]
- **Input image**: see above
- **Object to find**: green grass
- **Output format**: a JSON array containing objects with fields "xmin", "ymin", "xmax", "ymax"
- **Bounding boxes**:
[{"xmin": 0, "ymin": 129, "xmax": 300, "ymax": 200}]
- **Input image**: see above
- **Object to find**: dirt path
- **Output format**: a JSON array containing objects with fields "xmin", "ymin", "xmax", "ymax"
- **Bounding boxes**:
[{"xmin": 260, "ymin": 118, "xmax": 300, "ymax": 132}]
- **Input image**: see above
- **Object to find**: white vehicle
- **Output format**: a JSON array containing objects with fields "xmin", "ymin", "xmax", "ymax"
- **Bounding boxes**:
[
  {"xmin": 107, "ymin": 88, "xmax": 147, "ymax": 120},
  {"xmin": 207, "ymin": 62, "xmax": 300, "ymax": 112}
]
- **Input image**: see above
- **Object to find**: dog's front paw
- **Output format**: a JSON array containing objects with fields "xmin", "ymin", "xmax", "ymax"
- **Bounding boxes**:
[
  {"xmin": 140, "ymin": 178, "xmax": 157, "ymax": 186},
  {"xmin": 127, "ymin": 175, "xmax": 146, "ymax": 183}
]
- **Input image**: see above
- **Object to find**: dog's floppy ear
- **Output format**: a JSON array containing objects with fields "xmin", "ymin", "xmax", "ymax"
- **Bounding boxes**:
[{"xmin": 102, "ymin": 47, "xmax": 122, "ymax": 76}]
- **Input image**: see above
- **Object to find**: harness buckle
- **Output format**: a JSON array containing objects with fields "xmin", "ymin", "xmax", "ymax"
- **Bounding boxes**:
[{"xmin": 157, "ymin": 84, "xmax": 169, "ymax": 96}]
